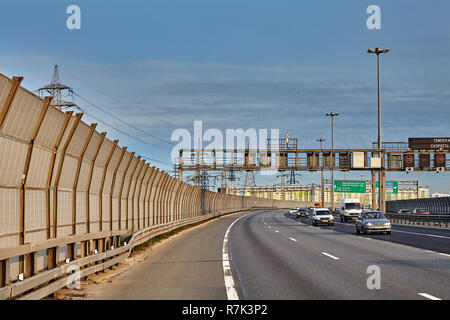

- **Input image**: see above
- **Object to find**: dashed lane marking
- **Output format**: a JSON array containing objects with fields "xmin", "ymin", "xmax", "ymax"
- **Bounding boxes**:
[
  {"xmin": 321, "ymin": 252, "xmax": 340, "ymax": 260},
  {"xmin": 418, "ymin": 293, "xmax": 441, "ymax": 300}
]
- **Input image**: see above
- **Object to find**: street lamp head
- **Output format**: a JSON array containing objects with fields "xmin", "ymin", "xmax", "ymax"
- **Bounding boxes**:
[
  {"xmin": 326, "ymin": 112, "xmax": 339, "ymax": 117},
  {"xmin": 367, "ymin": 47, "xmax": 390, "ymax": 54}
]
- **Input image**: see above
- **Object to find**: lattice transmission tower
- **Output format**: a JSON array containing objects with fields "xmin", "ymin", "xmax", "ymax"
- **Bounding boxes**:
[{"xmin": 37, "ymin": 65, "xmax": 77, "ymax": 110}]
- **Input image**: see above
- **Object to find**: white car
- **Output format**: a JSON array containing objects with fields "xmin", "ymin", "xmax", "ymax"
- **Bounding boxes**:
[
  {"xmin": 311, "ymin": 208, "xmax": 335, "ymax": 226},
  {"xmin": 290, "ymin": 207, "xmax": 300, "ymax": 215}
]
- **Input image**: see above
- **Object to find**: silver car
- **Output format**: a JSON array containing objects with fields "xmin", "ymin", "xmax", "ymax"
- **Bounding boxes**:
[{"xmin": 356, "ymin": 211, "xmax": 391, "ymax": 235}]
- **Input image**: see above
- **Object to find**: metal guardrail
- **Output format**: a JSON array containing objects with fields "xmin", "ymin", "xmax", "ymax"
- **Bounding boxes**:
[
  {"xmin": 386, "ymin": 197, "xmax": 450, "ymax": 215},
  {"xmin": 0, "ymin": 207, "xmax": 275, "ymax": 300},
  {"xmin": 385, "ymin": 213, "xmax": 450, "ymax": 228}
]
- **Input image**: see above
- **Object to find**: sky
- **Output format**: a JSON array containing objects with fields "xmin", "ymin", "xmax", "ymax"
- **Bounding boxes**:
[{"xmin": 0, "ymin": 0, "xmax": 449, "ymax": 193}]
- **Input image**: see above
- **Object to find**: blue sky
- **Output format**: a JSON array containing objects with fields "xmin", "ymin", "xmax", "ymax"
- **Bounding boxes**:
[{"xmin": 1, "ymin": 1, "xmax": 449, "ymax": 192}]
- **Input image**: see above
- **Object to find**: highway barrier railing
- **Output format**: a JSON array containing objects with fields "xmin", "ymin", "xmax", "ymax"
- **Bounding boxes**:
[
  {"xmin": 0, "ymin": 72, "xmax": 308, "ymax": 299},
  {"xmin": 385, "ymin": 213, "xmax": 450, "ymax": 228},
  {"xmin": 386, "ymin": 197, "xmax": 450, "ymax": 215},
  {"xmin": 0, "ymin": 207, "xmax": 269, "ymax": 300}
]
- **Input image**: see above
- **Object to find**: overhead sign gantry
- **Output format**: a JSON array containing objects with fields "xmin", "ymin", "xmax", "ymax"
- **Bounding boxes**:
[{"xmin": 176, "ymin": 139, "xmax": 449, "ymax": 212}]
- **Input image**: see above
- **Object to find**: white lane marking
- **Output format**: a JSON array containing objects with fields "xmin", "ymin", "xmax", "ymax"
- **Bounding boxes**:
[
  {"xmin": 425, "ymin": 250, "xmax": 436, "ymax": 253},
  {"xmin": 437, "ymin": 252, "xmax": 450, "ymax": 258},
  {"xmin": 268, "ymin": 226, "xmax": 271, "ymax": 229},
  {"xmin": 418, "ymin": 293, "xmax": 442, "ymax": 300},
  {"xmin": 222, "ymin": 213, "xmax": 252, "ymax": 300},
  {"xmin": 275, "ymin": 230, "xmax": 279, "ymax": 233},
  {"xmin": 336, "ymin": 221, "xmax": 450, "ymax": 240},
  {"xmin": 289, "ymin": 238, "xmax": 297, "ymax": 242},
  {"xmin": 321, "ymin": 252, "xmax": 340, "ymax": 260},
  {"xmin": 393, "ymin": 230, "xmax": 450, "ymax": 240}
]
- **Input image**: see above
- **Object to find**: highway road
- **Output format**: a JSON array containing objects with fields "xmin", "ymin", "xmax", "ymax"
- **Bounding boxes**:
[{"xmin": 86, "ymin": 209, "xmax": 450, "ymax": 300}]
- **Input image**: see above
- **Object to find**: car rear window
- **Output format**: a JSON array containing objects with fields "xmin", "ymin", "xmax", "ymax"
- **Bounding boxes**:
[{"xmin": 362, "ymin": 212, "xmax": 385, "ymax": 219}]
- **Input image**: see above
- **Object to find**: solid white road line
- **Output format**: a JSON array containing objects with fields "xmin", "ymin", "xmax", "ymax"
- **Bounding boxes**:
[
  {"xmin": 437, "ymin": 252, "xmax": 450, "ymax": 258},
  {"xmin": 321, "ymin": 252, "xmax": 340, "ymax": 260},
  {"xmin": 393, "ymin": 230, "xmax": 450, "ymax": 240},
  {"xmin": 418, "ymin": 293, "xmax": 442, "ymax": 300},
  {"xmin": 222, "ymin": 213, "xmax": 252, "ymax": 300},
  {"xmin": 289, "ymin": 238, "xmax": 297, "ymax": 242}
]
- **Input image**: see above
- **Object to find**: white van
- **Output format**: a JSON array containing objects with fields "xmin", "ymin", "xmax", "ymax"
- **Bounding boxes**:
[{"xmin": 339, "ymin": 198, "xmax": 362, "ymax": 222}]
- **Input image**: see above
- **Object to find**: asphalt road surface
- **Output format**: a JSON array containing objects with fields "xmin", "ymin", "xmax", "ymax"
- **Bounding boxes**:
[{"xmin": 87, "ymin": 209, "xmax": 450, "ymax": 300}]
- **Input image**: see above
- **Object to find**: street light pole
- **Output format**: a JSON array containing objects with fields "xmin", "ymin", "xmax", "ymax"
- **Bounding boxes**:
[
  {"xmin": 317, "ymin": 138, "xmax": 326, "ymax": 208},
  {"xmin": 367, "ymin": 47, "xmax": 389, "ymax": 212},
  {"xmin": 325, "ymin": 112, "xmax": 339, "ymax": 211}
]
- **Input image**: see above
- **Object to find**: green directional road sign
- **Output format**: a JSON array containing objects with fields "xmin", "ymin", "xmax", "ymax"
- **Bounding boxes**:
[
  {"xmin": 375, "ymin": 181, "xmax": 399, "ymax": 194},
  {"xmin": 334, "ymin": 180, "xmax": 367, "ymax": 193}
]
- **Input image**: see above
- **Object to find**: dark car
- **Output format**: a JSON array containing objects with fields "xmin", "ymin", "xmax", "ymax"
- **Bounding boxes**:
[
  {"xmin": 356, "ymin": 211, "xmax": 391, "ymax": 235},
  {"xmin": 295, "ymin": 208, "xmax": 308, "ymax": 218}
]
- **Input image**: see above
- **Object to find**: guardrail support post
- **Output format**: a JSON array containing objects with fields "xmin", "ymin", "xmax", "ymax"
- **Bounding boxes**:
[
  {"xmin": 47, "ymin": 247, "xmax": 57, "ymax": 269},
  {"xmin": 25, "ymin": 252, "xmax": 36, "ymax": 278},
  {"xmin": 0, "ymin": 259, "xmax": 11, "ymax": 287},
  {"xmin": 80, "ymin": 241, "xmax": 87, "ymax": 258},
  {"xmin": 67, "ymin": 243, "xmax": 75, "ymax": 262}
]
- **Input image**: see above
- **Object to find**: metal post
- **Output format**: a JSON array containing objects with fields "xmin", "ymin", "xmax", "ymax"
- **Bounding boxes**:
[
  {"xmin": 416, "ymin": 180, "xmax": 419, "ymax": 199},
  {"xmin": 377, "ymin": 53, "xmax": 381, "ymax": 151},
  {"xmin": 368, "ymin": 47, "xmax": 389, "ymax": 212},
  {"xmin": 326, "ymin": 113, "xmax": 339, "ymax": 211},
  {"xmin": 331, "ymin": 118, "xmax": 334, "ymax": 211},
  {"xmin": 371, "ymin": 170, "xmax": 377, "ymax": 210},
  {"xmin": 380, "ymin": 167, "xmax": 386, "ymax": 212},
  {"xmin": 377, "ymin": 53, "xmax": 382, "ymax": 211},
  {"xmin": 317, "ymin": 138, "xmax": 326, "ymax": 208}
]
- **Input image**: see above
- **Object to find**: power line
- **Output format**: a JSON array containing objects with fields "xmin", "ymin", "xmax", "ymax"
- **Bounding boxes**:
[
  {"xmin": 73, "ymin": 105, "xmax": 173, "ymax": 168},
  {"xmin": 73, "ymin": 92, "xmax": 175, "ymax": 148},
  {"xmin": 38, "ymin": 65, "xmax": 174, "ymax": 170},
  {"xmin": 63, "ymin": 67, "xmax": 175, "ymax": 148}
]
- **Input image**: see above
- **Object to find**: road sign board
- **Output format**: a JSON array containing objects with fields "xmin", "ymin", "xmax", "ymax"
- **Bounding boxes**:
[
  {"xmin": 409, "ymin": 138, "xmax": 450, "ymax": 151},
  {"xmin": 435, "ymin": 154, "xmax": 446, "ymax": 167},
  {"xmin": 334, "ymin": 180, "xmax": 366, "ymax": 193},
  {"xmin": 404, "ymin": 154, "xmax": 415, "ymax": 167},
  {"xmin": 375, "ymin": 181, "xmax": 399, "ymax": 194}
]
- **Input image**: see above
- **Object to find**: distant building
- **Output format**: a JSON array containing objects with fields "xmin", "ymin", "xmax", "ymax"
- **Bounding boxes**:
[
  {"xmin": 431, "ymin": 192, "xmax": 450, "ymax": 198},
  {"xmin": 236, "ymin": 183, "xmax": 430, "ymax": 208}
]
